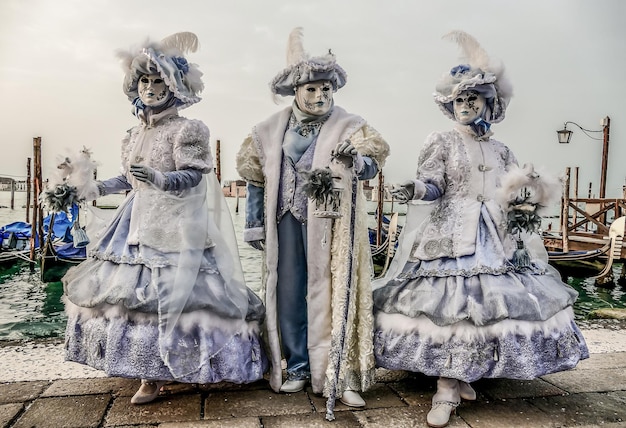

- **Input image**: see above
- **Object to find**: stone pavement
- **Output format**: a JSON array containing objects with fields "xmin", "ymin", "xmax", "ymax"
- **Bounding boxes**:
[{"xmin": 1, "ymin": 326, "xmax": 626, "ymax": 428}]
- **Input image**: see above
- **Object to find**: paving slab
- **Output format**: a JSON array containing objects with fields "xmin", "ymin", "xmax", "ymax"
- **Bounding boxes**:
[
  {"xmin": 197, "ymin": 379, "xmax": 269, "ymax": 392},
  {"xmin": 109, "ymin": 425, "xmax": 155, "ymax": 428},
  {"xmin": 0, "ymin": 381, "xmax": 49, "ymax": 404},
  {"xmin": 160, "ymin": 418, "xmax": 262, "ymax": 428},
  {"xmin": 262, "ymin": 410, "xmax": 361, "ymax": 428},
  {"xmin": 541, "ymin": 367, "xmax": 626, "ymax": 394},
  {"xmin": 457, "ymin": 398, "xmax": 556, "ymax": 428},
  {"xmin": 387, "ymin": 377, "xmax": 435, "ymax": 408},
  {"xmin": 0, "ymin": 403, "xmax": 23, "ymax": 428},
  {"xmin": 352, "ymin": 406, "xmax": 466, "ymax": 428},
  {"xmin": 308, "ymin": 383, "xmax": 406, "ymax": 415},
  {"xmin": 41, "ymin": 376, "xmax": 137, "ymax": 397},
  {"xmin": 607, "ymin": 390, "xmax": 626, "ymax": 405},
  {"xmin": 12, "ymin": 394, "xmax": 110, "ymax": 428},
  {"xmin": 474, "ymin": 377, "xmax": 566, "ymax": 400},
  {"xmin": 528, "ymin": 392, "xmax": 626, "ymax": 426},
  {"xmin": 574, "ymin": 351, "xmax": 626, "ymax": 370},
  {"xmin": 105, "ymin": 393, "xmax": 201, "ymax": 426},
  {"xmin": 204, "ymin": 389, "xmax": 312, "ymax": 420}
]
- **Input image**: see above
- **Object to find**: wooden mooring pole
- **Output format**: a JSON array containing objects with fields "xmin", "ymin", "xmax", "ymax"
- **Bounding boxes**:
[
  {"xmin": 26, "ymin": 157, "xmax": 31, "ymax": 223},
  {"xmin": 29, "ymin": 137, "xmax": 43, "ymax": 270},
  {"xmin": 9, "ymin": 179, "xmax": 15, "ymax": 210},
  {"xmin": 560, "ymin": 167, "xmax": 571, "ymax": 253}
]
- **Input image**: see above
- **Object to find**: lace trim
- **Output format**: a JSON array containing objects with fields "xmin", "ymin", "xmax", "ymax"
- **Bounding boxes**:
[{"xmin": 89, "ymin": 250, "xmax": 220, "ymax": 274}]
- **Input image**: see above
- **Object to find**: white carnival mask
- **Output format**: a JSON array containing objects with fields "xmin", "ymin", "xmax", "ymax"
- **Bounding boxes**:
[
  {"xmin": 138, "ymin": 74, "xmax": 171, "ymax": 107},
  {"xmin": 453, "ymin": 90, "xmax": 486, "ymax": 125},
  {"xmin": 295, "ymin": 80, "xmax": 333, "ymax": 116}
]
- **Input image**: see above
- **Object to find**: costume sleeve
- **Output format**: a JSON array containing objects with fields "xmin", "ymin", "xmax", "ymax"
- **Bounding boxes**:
[
  {"xmin": 243, "ymin": 183, "xmax": 265, "ymax": 242},
  {"xmin": 97, "ymin": 175, "xmax": 133, "ymax": 196},
  {"xmin": 416, "ymin": 132, "xmax": 447, "ymax": 198},
  {"xmin": 237, "ymin": 134, "xmax": 266, "ymax": 242},
  {"xmin": 164, "ymin": 169, "xmax": 203, "ymax": 191},
  {"xmin": 236, "ymin": 134, "xmax": 265, "ymax": 187},
  {"xmin": 173, "ymin": 119, "xmax": 213, "ymax": 173}
]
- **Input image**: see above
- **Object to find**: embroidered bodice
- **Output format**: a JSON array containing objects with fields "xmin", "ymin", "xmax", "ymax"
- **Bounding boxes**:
[{"xmin": 411, "ymin": 128, "xmax": 517, "ymax": 260}]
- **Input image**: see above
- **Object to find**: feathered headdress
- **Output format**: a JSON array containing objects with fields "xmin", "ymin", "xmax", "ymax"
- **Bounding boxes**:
[
  {"xmin": 434, "ymin": 31, "xmax": 513, "ymax": 124},
  {"xmin": 270, "ymin": 27, "xmax": 347, "ymax": 99},
  {"xmin": 117, "ymin": 32, "xmax": 204, "ymax": 109}
]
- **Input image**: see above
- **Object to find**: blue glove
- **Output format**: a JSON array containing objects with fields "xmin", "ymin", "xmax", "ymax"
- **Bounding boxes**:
[{"xmin": 130, "ymin": 164, "xmax": 167, "ymax": 190}]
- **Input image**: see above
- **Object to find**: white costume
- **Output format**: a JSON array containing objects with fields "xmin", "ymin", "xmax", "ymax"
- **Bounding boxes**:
[
  {"xmin": 236, "ymin": 29, "xmax": 389, "ymax": 414},
  {"xmin": 372, "ymin": 31, "xmax": 588, "ymax": 428},
  {"xmin": 62, "ymin": 33, "xmax": 267, "ymax": 404}
]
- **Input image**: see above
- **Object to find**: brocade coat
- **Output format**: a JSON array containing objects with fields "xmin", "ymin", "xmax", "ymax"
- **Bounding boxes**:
[{"xmin": 237, "ymin": 106, "xmax": 389, "ymax": 394}]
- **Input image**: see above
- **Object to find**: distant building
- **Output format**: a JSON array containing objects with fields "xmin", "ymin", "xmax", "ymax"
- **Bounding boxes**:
[
  {"xmin": 222, "ymin": 180, "xmax": 247, "ymax": 198},
  {"xmin": 0, "ymin": 177, "xmax": 28, "ymax": 192}
]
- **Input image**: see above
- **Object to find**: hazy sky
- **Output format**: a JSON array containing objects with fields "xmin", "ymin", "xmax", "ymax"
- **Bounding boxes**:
[{"xmin": 1, "ymin": 0, "xmax": 625, "ymax": 198}]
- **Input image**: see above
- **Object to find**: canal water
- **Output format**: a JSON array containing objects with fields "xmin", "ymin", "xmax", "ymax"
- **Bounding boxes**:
[{"xmin": 0, "ymin": 191, "xmax": 625, "ymax": 343}]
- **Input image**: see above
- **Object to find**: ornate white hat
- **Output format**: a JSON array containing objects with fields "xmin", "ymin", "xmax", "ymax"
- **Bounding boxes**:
[
  {"xmin": 117, "ymin": 32, "xmax": 204, "ymax": 109},
  {"xmin": 434, "ymin": 31, "xmax": 513, "ymax": 124},
  {"xmin": 270, "ymin": 27, "xmax": 347, "ymax": 97}
]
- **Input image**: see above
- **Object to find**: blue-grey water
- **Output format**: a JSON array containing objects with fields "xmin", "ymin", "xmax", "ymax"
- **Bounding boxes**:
[{"xmin": 0, "ymin": 191, "xmax": 624, "ymax": 343}]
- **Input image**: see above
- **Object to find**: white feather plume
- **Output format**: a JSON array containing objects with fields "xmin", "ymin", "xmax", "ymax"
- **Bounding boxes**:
[
  {"xmin": 496, "ymin": 163, "xmax": 563, "ymax": 213},
  {"xmin": 286, "ymin": 27, "xmax": 308, "ymax": 66},
  {"xmin": 443, "ymin": 30, "xmax": 491, "ymax": 71},
  {"xmin": 160, "ymin": 32, "xmax": 199, "ymax": 54}
]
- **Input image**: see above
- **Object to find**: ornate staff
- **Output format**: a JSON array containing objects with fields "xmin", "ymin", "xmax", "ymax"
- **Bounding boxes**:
[{"xmin": 303, "ymin": 154, "xmax": 358, "ymax": 421}]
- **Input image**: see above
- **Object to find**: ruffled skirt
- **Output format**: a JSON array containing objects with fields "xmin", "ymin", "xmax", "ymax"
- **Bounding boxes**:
[
  {"xmin": 372, "ymin": 209, "xmax": 588, "ymax": 382},
  {"xmin": 63, "ymin": 194, "xmax": 268, "ymax": 384}
]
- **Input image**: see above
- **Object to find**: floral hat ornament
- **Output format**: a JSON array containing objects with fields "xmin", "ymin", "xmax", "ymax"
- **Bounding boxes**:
[
  {"xmin": 434, "ymin": 31, "xmax": 513, "ymax": 124},
  {"xmin": 117, "ymin": 32, "xmax": 204, "ymax": 110},
  {"xmin": 270, "ymin": 27, "xmax": 347, "ymax": 99}
]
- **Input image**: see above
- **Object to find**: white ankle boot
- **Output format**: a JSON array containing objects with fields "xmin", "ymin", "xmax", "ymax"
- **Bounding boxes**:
[
  {"xmin": 459, "ymin": 381, "xmax": 476, "ymax": 400},
  {"xmin": 427, "ymin": 377, "xmax": 460, "ymax": 428},
  {"xmin": 427, "ymin": 401, "xmax": 458, "ymax": 428},
  {"xmin": 130, "ymin": 379, "xmax": 167, "ymax": 404},
  {"xmin": 279, "ymin": 379, "xmax": 307, "ymax": 393},
  {"xmin": 339, "ymin": 389, "xmax": 365, "ymax": 407}
]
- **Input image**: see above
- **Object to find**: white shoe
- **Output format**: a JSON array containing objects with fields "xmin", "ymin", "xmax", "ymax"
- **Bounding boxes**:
[
  {"xmin": 130, "ymin": 380, "xmax": 167, "ymax": 404},
  {"xmin": 339, "ymin": 390, "xmax": 365, "ymax": 407},
  {"xmin": 279, "ymin": 379, "xmax": 307, "ymax": 393},
  {"xmin": 459, "ymin": 381, "xmax": 476, "ymax": 401},
  {"xmin": 426, "ymin": 401, "xmax": 457, "ymax": 428}
]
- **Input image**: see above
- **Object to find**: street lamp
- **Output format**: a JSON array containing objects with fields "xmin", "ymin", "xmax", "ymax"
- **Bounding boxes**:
[{"xmin": 556, "ymin": 116, "xmax": 611, "ymax": 198}]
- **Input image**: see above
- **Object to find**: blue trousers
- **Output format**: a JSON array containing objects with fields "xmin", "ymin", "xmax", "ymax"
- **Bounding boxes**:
[{"xmin": 277, "ymin": 212, "xmax": 310, "ymax": 380}]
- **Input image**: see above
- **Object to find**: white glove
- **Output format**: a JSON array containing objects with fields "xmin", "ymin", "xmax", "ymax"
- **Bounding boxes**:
[
  {"xmin": 333, "ymin": 140, "xmax": 364, "ymax": 171},
  {"xmin": 130, "ymin": 164, "xmax": 167, "ymax": 190},
  {"xmin": 391, "ymin": 180, "xmax": 426, "ymax": 203}
]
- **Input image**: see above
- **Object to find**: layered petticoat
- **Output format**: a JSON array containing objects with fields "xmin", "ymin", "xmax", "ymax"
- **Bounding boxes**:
[
  {"xmin": 63, "ymin": 191, "xmax": 268, "ymax": 384},
  {"xmin": 372, "ymin": 208, "xmax": 589, "ymax": 382}
]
